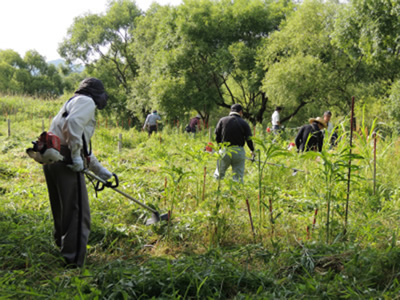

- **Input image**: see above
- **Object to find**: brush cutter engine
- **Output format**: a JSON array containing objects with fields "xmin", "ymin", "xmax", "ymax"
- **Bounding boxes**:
[{"xmin": 26, "ymin": 131, "xmax": 64, "ymax": 164}]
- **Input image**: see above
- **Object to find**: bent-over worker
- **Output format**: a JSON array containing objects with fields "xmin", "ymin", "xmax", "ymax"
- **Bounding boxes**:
[
  {"xmin": 295, "ymin": 117, "xmax": 326, "ymax": 152},
  {"xmin": 43, "ymin": 77, "xmax": 112, "ymax": 267}
]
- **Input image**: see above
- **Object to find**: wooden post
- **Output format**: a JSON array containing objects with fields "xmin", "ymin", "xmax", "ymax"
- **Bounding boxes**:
[
  {"xmin": 202, "ymin": 167, "xmax": 207, "ymax": 202},
  {"xmin": 118, "ymin": 133, "xmax": 122, "ymax": 152},
  {"xmin": 7, "ymin": 119, "xmax": 11, "ymax": 137},
  {"xmin": 311, "ymin": 208, "xmax": 318, "ymax": 240},
  {"xmin": 246, "ymin": 199, "xmax": 256, "ymax": 242},
  {"xmin": 373, "ymin": 132, "xmax": 377, "ymax": 195},
  {"xmin": 164, "ymin": 177, "xmax": 167, "ymax": 206}
]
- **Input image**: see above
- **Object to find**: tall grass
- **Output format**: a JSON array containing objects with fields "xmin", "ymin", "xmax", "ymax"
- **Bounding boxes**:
[{"xmin": 1, "ymin": 95, "xmax": 400, "ymax": 298}]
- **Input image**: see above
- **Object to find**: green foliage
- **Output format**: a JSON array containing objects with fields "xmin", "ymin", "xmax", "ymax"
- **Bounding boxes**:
[
  {"xmin": 131, "ymin": 0, "xmax": 289, "ymax": 123},
  {"xmin": 331, "ymin": 0, "xmax": 400, "ymax": 127},
  {"xmin": 1, "ymin": 0, "xmax": 397, "ymax": 129},
  {"xmin": 59, "ymin": 0, "xmax": 142, "ymax": 120},
  {"xmin": 2, "ymin": 96, "xmax": 400, "ymax": 297},
  {"xmin": 3, "ymin": 0, "xmax": 400, "ymax": 295},
  {"xmin": 261, "ymin": 0, "xmax": 358, "ymax": 122},
  {"xmin": 0, "ymin": 49, "xmax": 65, "ymax": 98},
  {"xmin": 386, "ymin": 79, "xmax": 400, "ymax": 130}
]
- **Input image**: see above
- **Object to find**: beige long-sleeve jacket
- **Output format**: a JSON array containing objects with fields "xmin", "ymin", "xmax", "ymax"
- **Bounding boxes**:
[{"xmin": 49, "ymin": 95, "xmax": 96, "ymax": 159}]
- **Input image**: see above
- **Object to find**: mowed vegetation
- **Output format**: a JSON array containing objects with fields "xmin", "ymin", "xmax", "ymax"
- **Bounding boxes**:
[{"xmin": 1, "ymin": 96, "xmax": 400, "ymax": 299}]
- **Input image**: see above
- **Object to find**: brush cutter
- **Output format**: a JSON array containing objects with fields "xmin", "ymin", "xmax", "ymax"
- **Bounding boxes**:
[
  {"xmin": 83, "ymin": 169, "xmax": 169, "ymax": 225},
  {"xmin": 246, "ymin": 157, "xmax": 305, "ymax": 176}
]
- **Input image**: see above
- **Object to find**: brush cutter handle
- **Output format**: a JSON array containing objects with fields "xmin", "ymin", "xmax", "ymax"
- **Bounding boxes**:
[
  {"xmin": 83, "ymin": 169, "xmax": 159, "ymax": 215},
  {"xmin": 95, "ymin": 173, "xmax": 119, "ymax": 191}
]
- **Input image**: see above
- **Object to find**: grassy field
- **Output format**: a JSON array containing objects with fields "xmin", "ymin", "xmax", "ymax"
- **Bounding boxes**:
[{"xmin": 1, "ymin": 96, "xmax": 400, "ymax": 299}]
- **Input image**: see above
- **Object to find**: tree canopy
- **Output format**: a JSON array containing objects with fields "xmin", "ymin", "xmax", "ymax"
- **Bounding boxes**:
[
  {"xmin": 2, "ymin": 0, "xmax": 400, "ymax": 128},
  {"xmin": 59, "ymin": 0, "xmax": 142, "ymax": 117},
  {"xmin": 130, "ymin": 0, "xmax": 292, "ymax": 124},
  {"xmin": 0, "ymin": 49, "xmax": 64, "ymax": 98}
]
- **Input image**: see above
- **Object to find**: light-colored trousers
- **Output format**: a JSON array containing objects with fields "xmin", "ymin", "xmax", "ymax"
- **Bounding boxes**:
[{"xmin": 214, "ymin": 146, "xmax": 245, "ymax": 182}]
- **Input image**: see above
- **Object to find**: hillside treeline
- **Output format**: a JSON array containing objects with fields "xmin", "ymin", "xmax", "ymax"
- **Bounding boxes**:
[{"xmin": 1, "ymin": 0, "xmax": 400, "ymax": 128}]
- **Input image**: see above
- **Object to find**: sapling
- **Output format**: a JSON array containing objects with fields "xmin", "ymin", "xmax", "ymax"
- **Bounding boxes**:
[
  {"xmin": 202, "ymin": 167, "xmax": 206, "ymax": 202},
  {"xmin": 345, "ymin": 96, "xmax": 355, "ymax": 235},
  {"xmin": 184, "ymin": 144, "xmax": 214, "ymax": 205},
  {"xmin": 252, "ymin": 136, "xmax": 289, "ymax": 233},
  {"xmin": 162, "ymin": 163, "xmax": 192, "ymax": 239},
  {"xmin": 269, "ymin": 198, "xmax": 274, "ymax": 235},
  {"xmin": 302, "ymin": 147, "xmax": 362, "ymax": 243}
]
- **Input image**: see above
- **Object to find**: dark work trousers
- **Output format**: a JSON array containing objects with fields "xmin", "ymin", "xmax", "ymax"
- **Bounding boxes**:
[
  {"xmin": 148, "ymin": 125, "xmax": 157, "ymax": 136},
  {"xmin": 43, "ymin": 147, "xmax": 90, "ymax": 267}
]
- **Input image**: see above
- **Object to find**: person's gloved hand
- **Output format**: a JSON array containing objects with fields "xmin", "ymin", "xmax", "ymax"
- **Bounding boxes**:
[
  {"xmin": 251, "ymin": 151, "xmax": 256, "ymax": 161},
  {"xmin": 68, "ymin": 156, "xmax": 84, "ymax": 172},
  {"xmin": 88, "ymin": 155, "xmax": 112, "ymax": 181},
  {"xmin": 97, "ymin": 166, "xmax": 112, "ymax": 181}
]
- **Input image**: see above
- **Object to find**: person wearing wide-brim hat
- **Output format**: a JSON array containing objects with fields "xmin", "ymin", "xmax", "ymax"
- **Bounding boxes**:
[
  {"xmin": 309, "ymin": 117, "xmax": 327, "ymax": 128},
  {"xmin": 295, "ymin": 117, "xmax": 326, "ymax": 152}
]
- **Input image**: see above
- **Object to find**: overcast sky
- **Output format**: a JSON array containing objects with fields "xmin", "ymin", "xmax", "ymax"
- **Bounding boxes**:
[{"xmin": 0, "ymin": 0, "xmax": 182, "ymax": 61}]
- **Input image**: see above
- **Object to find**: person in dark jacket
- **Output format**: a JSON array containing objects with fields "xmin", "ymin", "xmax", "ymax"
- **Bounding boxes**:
[
  {"xmin": 295, "ymin": 117, "xmax": 327, "ymax": 152},
  {"xmin": 187, "ymin": 115, "xmax": 201, "ymax": 134},
  {"xmin": 214, "ymin": 104, "xmax": 255, "ymax": 182}
]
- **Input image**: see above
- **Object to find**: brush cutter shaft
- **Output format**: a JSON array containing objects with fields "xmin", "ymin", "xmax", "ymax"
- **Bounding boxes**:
[
  {"xmin": 245, "ymin": 157, "xmax": 304, "ymax": 173},
  {"xmin": 266, "ymin": 162, "xmax": 304, "ymax": 172},
  {"xmin": 83, "ymin": 170, "xmax": 158, "ymax": 214}
]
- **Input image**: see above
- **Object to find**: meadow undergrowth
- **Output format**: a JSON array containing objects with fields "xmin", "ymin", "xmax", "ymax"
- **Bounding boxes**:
[{"xmin": 1, "ymin": 96, "xmax": 400, "ymax": 298}]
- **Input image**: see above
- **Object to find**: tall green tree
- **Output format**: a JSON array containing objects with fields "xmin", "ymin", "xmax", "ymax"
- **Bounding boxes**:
[
  {"xmin": 332, "ymin": 0, "xmax": 400, "ymax": 126},
  {"xmin": 0, "ymin": 49, "xmax": 63, "ymax": 97},
  {"xmin": 59, "ymin": 0, "xmax": 142, "ymax": 117},
  {"xmin": 23, "ymin": 50, "xmax": 64, "ymax": 97},
  {"xmin": 131, "ymin": 0, "xmax": 291, "ymax": 124},
  {"xmin": 260, "ymin": 0, "xmax": 361, "ymax": 125},
  {"xmin": 0, "ymin": 50, "xmax": 25, "ymax": 93}
]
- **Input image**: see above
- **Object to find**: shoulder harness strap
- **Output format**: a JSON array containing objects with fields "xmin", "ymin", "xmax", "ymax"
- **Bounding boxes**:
[{"xmin": 62, "ymin": 96, "xmax": 92, "ymax": 157}]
